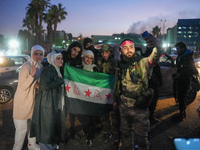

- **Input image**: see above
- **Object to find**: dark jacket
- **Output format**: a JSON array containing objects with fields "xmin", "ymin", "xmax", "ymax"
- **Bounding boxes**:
[
  {"xmin": 30, "ymin": 65, "xmax": 66, "ymax": 144},
  {"xmin": 176, "ymin": 49, "xmax": 198, "ymax": 79},
  {"xmin": 60, "ymin": 51, "xmax": 82, "ymax": 75}
]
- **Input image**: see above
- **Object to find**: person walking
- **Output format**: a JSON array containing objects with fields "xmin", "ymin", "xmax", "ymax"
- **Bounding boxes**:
[
  {"xmin": 13, "ymin": 45, "xmax": 44, "ymax": 150},
  {"xmin": 173, "ymin": 42, "xmax": 198, "ymax": 119},
  {"xmin": 30, "ymin": 51, "xmax": 65, "ymax": 149},
  {"xmin": 114, "ymin": 35, "xmax": 163, "ymax": 150}
]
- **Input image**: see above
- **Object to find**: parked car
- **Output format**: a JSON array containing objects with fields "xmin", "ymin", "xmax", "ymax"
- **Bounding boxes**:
[
  {"xmin": 0, "ymin": 55, "xmax": 30, "ymax": 73},
  {"xmin": 159, "ymin": 53, "xmax": 200, "ymax": 104},
  {"xmin": 0, "ymin": 67, "xmax": 20, "ymax": 103},
  {"xmin": 194, "ymin": 58, "xmax": 200, "ymax": 68},
  {"xmin": 0, "ymin": 57, "xmax": 49, "ymax": 104}
]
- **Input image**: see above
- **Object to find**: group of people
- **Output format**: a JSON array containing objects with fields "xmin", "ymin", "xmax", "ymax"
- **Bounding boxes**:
[{"xmin": 12, "ymin": 34, "xmax": 197, "ymax": 150}]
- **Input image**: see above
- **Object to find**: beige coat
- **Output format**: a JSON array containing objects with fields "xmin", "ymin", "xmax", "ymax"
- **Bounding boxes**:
[{"xmin": 13, "ymin": 61, "xmax": 41, "ymax": 120}]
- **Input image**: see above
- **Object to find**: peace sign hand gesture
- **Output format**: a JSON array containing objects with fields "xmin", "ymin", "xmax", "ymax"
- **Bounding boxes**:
[{"xmin": 31, "ymin": 62, "xmax": 38, "ymax": 77}]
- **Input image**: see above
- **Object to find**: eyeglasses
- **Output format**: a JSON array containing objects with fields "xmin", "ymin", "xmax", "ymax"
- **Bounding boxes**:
[{"xmin": 85, "ymin": 56, "xmax": 93, "ymax": 60}]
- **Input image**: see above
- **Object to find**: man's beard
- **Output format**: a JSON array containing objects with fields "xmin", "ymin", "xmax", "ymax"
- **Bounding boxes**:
[{"xmin": 122, "ymin": 53, "xmax": 136, "ymax": 62}]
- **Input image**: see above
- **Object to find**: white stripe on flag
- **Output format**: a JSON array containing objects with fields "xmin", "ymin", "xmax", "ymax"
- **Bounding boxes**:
[{"xmin": 64, "ymin": 79, "xmax": 113, "ymax": 104}]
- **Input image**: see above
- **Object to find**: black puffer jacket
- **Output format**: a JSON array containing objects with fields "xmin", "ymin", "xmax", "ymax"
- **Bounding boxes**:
[{"xmin": 176, "ymin": 49, "xmax": 198, "ymax": 79}]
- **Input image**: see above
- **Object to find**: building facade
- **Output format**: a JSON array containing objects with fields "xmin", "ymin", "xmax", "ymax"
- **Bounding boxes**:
[
  {"xmin": 166, "ymin": 25, "xmax": 177, "ymax": 47},
  {"xmin": 91, "ymin": 33, "xmax": 145, "ymax": 46},
  {"xmin": 177, "ymin": 18, "xmax": 200, "ymax": 51}
]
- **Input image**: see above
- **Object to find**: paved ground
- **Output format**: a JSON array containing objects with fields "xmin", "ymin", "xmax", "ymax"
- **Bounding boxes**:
[{"xmin": 1, "ymin": 92, "xmax": 200, "ymax": 150}]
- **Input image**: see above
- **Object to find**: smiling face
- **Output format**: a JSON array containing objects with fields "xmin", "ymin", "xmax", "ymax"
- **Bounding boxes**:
[
  {"xmin": 83, "ymin": 54, "xmax": 94, "ymax": 65},
  {"xmin": 70, "ymin": 47, "xmax": 81, "ymax": 58},
  {"xmin": 55, "ymin": 55, "xmax": 63, "ymax": 68},
  {"xmin": 121, "ymin": 41, "xmax": 135, "ymax": 58},
  {"xmin": 32, "ymin": 50, "xmax": 44, "ymax": 62}
]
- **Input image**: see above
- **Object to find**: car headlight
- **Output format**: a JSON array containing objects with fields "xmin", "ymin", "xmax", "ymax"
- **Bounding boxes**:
[{"xmin": 195, "ymin": 61, "xmax": 200, "ymax": 67}]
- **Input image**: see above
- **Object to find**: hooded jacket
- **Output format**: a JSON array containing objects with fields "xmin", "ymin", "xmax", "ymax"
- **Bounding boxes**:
[{"xmin": 176, "ymin": 48, "xmax": 198, "ymax": 79}]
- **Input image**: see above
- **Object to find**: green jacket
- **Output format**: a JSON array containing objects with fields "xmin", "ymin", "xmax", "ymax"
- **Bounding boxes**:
[
  {"xmin": 97, "ymin": 58, "xmax": 118, "ymax": 75},
  {"xmin": 30, "ymin": 65, "xmax": 66, "ymax": 144},
  {"xmin": 114, "ymin": 46, "xmax": 162, "ymax": 108}
]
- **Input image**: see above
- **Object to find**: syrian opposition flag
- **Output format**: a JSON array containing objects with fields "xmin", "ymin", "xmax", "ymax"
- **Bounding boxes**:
[{"xmin": 64, "ymin": 64, "xmax": 115, "ymax": 116}]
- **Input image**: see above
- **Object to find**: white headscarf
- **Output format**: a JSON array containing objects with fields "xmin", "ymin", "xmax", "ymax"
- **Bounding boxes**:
[
  {"xmin": 82, "ymin": 50, "xmax": 94, "ymax": 58},
  {"xmin": 82, "ymin": 50, "xmax": 96, "ymax": 71},
  {"xmin": 30, "ymin": 45, "xmax": 45, "ymax": 69},
  {"xmin": 47, "ymin": 51, "xmax": 62, "ymax": 77},
  {"xmin": 29, "ymin": 45, "xmax": 45, "ymax": 79}
]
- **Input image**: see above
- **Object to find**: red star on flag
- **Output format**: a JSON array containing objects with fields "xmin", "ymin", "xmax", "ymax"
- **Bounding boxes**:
[
  {"xmin": 85, "ymin": 89, "xmax": 92, "ymax": 97},
  {"xmin": 65, "ymin": 84, "xmax": 71, "ymax": 92},
  {"xmin": 105, "ymin": 93, "xmax": 111, "ymax": 100}
]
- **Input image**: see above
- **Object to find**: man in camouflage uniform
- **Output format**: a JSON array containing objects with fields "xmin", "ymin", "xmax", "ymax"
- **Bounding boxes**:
[
  {"xmin": 114, "ymin": 35, "xmax": 163, "ymax": 150},
  {"xmin": 96, "ymin": 44, "xmax": 120, "ymax": 145}
]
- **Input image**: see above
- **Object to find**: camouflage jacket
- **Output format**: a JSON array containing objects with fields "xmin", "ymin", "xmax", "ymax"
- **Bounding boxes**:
[
  {"xmin": 114, "ymin": 46, "xmax": 162, "ymax": 108},
  {"xmin": 97, "ymin": 58, "xmax": 118, "ymax": 75}
]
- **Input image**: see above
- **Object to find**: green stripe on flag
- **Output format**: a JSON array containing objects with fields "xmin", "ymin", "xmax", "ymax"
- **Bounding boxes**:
[{"xmin": 64, "ymin": 64, "xmax": 115, "ymax": 89}]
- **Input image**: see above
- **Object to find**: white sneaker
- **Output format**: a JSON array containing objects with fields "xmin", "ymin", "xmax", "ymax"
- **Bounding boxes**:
[
  {"xmin": 85, "ymin": 140, "xmax": 92, "ymax": 146},
  {"xmin": 28, "ymin": 143, "xmax": 40, "ymax": 150}
]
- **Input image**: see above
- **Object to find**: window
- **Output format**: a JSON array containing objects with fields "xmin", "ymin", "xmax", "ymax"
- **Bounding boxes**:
[{"xmin": 10, "ymin": 57, "xmax": 25, "ymax": 65}]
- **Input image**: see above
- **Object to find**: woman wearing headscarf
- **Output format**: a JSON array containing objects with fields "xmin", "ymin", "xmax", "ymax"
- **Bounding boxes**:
[
  {"xmin": 13, "ymin": 45, "xmax": 44, "ymax": 150},
  {"xmin": 80, "ymin": 50, "xmax": 97, "ymax": 72},
  {"xmin": 30, "ymin": 51, "xmax": 66, "ymax": 150},
  {"xmin": 77, "ymin": 50, "xmax": 98, "ymax": 146}
]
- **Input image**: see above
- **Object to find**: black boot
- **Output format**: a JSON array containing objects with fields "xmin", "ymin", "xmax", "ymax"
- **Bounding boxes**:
[
  {"xmin": 179, "ymin": 109, "xmax": 186, "ymax": 119},
  {"xmin": 69, "ymin": 126, "xmax": 75, "ymax": 140}
]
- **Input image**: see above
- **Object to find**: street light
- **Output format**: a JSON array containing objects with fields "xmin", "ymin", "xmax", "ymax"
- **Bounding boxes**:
[{"xmin": 160, "ymin": 19, "xmax": 166, "ymax": 41}]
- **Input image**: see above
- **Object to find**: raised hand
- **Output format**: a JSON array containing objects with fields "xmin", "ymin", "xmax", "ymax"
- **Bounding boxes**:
[
  {"xmin": 31, "ymin": 62, "xmax": 38, "ymax": 77},
  {"xmin": 144, "ymin": 34, "xmax": 162, "ymax": 48}
]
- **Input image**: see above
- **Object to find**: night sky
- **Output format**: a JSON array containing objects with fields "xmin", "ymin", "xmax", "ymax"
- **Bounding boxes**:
[{"xmin": 0, "ymin": 0, "xmax": 200, "ymax": 39}]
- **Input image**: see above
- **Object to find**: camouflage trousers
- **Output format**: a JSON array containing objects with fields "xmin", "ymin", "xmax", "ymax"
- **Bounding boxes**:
[{"xmin": 119, "ymin": 103, "xmax": 150, "ymax": 150}]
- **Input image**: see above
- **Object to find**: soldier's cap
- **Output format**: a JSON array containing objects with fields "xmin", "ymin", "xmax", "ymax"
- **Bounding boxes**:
[{"xmin": 101, "ymin": 44, "xmax": 113, "ymax": 51}]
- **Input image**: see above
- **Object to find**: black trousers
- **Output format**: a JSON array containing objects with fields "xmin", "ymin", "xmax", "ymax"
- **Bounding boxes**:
[{"xmin": 177, "ymin": 78, "xmax": 190, "ymax": 112}]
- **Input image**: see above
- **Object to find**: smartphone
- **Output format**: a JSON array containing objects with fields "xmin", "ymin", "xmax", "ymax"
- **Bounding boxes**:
[{"xmin": 142, "ymin": 31, "xmax": 150, "ymax": 38}]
